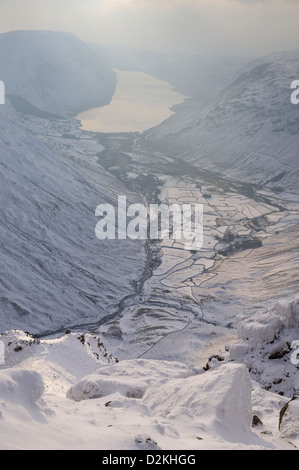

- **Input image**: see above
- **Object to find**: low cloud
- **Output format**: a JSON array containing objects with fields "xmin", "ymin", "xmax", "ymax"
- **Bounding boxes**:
[{"xmin": 0, "ymin": 0, "xmax": 298, "ymax": 57}]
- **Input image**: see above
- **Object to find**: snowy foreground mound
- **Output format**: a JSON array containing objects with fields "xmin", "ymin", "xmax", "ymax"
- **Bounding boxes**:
[
  {"xmin": 0, "ymin": 297, "xmax": 299, "ymax": 451},
  {"xmin": 67, "ymin": 360, "xmax": 191, "ymax": 402}
]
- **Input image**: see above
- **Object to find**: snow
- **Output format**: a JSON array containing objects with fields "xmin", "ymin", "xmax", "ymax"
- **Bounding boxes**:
[
  {"xmin": 0, "ymin": 106, "xmax": 146, "ymax": 336},
  {"xmin": 0, "ymin": 368, "xmax": 44, "ymax": 404},
  {"xmin": 0, "ymin": 30, "xmax": 116, "ymax": 115},
  {"xmin": 0, "ymin": 32, "xmax": 298, "ymax": 450},
  {"xmin": 99, "ymin": 170, "xmax": 299, "ymax": 363},
  {"xmin": 0, "ymin": 330, "xmax": 116, "ymax": 394},
  {"xmin": 220, "ymin": 297, "xmax": 299, "ymax": 398},
  {"xmin": 143, "ymin": 363, "xmax": 253, "ymax": 444},
  {"xmin": 145, "ymin": 51, "xmax": 299, "ymax": 194},
  {"xmin": 67, "ymin": 359, "xmax": 191, "ymax": 402},
  {"xmin": 236, "ymin": 298, "xmax": 299, "ymax": 344},
  {"xmin": 279, "ymin": 398, "xmax": 299, "ymax": 447},
  {"xmin": 0, "ymin": 304, "xmax": 298, "ymax": 450}
]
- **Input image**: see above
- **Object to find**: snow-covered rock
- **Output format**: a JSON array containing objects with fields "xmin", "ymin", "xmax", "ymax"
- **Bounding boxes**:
[
  {"xmin": 233, "ymin": 298, "xmax": 299, "ymax": 348},
  {"xmin": 0, "ymin": 30, "xmax": 116, "ymax": 115},
  {"xmin": 67, "ymin": 359, "xmax": 191, "ymax": 401},
  {"xmin": 0, "ymin": 32, "xmax": 297, "ymax": 450},
  {"xmin": 227, "ymin": 297, "xmax": 299, "ymax": 397},
  {"xmin": 143, "ymin": 363, "xmax": 253, "ymax": 444},
  {"xmin": 0, "ymin": 330, "xmax": 117, "ymax": 394},
  {"xmin": 0, "ymin": 107, "xmax": 145, "ymax": 335},
  {"xmin": 0, "ymin": 331, "xmax": 294, "ymax": 450},
  {"xmin": 279, "ymin": 397, "xmax": 299, "ymax": 447}
]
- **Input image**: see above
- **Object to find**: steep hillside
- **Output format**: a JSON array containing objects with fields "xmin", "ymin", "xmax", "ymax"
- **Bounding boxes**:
[
  {"xmin": 0, "ymin": 107, "xmax": 145, "ymax": 335},
  {"xmin": 144, "ymin": 51, "xmax": 299, "ymax": 193},
  {"xmin": 0, "ymin": 31, "xmax": 116, "ymax": 115}
]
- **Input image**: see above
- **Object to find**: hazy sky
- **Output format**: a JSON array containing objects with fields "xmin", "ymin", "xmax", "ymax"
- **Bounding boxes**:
[{"xmin": 0, "ymin": 0, "xmax": 298, "ymax": 57}]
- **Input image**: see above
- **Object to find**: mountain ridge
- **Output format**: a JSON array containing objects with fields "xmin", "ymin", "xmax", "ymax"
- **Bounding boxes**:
[{"xmin": 0, "ymin": 30, "xmax": 116, "ymax": 115}]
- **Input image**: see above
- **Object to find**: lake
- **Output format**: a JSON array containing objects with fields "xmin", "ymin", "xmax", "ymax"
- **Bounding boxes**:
[{"xmin": 76, "ymin": 70, "xmax": 186, "ymax": 133}]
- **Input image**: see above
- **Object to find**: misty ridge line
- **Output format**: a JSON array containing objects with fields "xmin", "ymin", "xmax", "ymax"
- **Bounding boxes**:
[{"xmin": 0, "ymin": 73, "xmax": 298, "ymax": 115}]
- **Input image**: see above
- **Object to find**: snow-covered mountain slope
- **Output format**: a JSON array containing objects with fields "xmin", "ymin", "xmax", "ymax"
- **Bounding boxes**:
[
  {"xmin": 0, "ymin": 108, "xmax": 145, "ymax": 335},
  {"xmin": 144, "ymin": 51, "xmax": 299, "ymax": 193},
  {"xmin": 0, "ymin": 31, "xmax": 116, "ymax": 115},
  {"xmin": 0, "ymin": 33, "xmax": 298, "ymax": 450}
]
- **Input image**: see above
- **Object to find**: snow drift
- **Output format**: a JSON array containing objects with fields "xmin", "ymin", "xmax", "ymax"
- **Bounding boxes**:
[
  {"xmin": 279, "ymin": 397, "xmax": 299, "ymax": 447},
  {"xmin": 67, "ymin": 359, "xmax": 191, "ymax": 401},
  {"xmin": 0, "ymin": 368, "xmax": 44, "ymax": 405}
]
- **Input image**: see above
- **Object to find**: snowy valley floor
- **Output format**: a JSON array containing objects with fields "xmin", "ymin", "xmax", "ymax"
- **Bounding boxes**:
[{"xmin": 0, "ymin": 111, "xmax": 298, "ymax": 450}]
